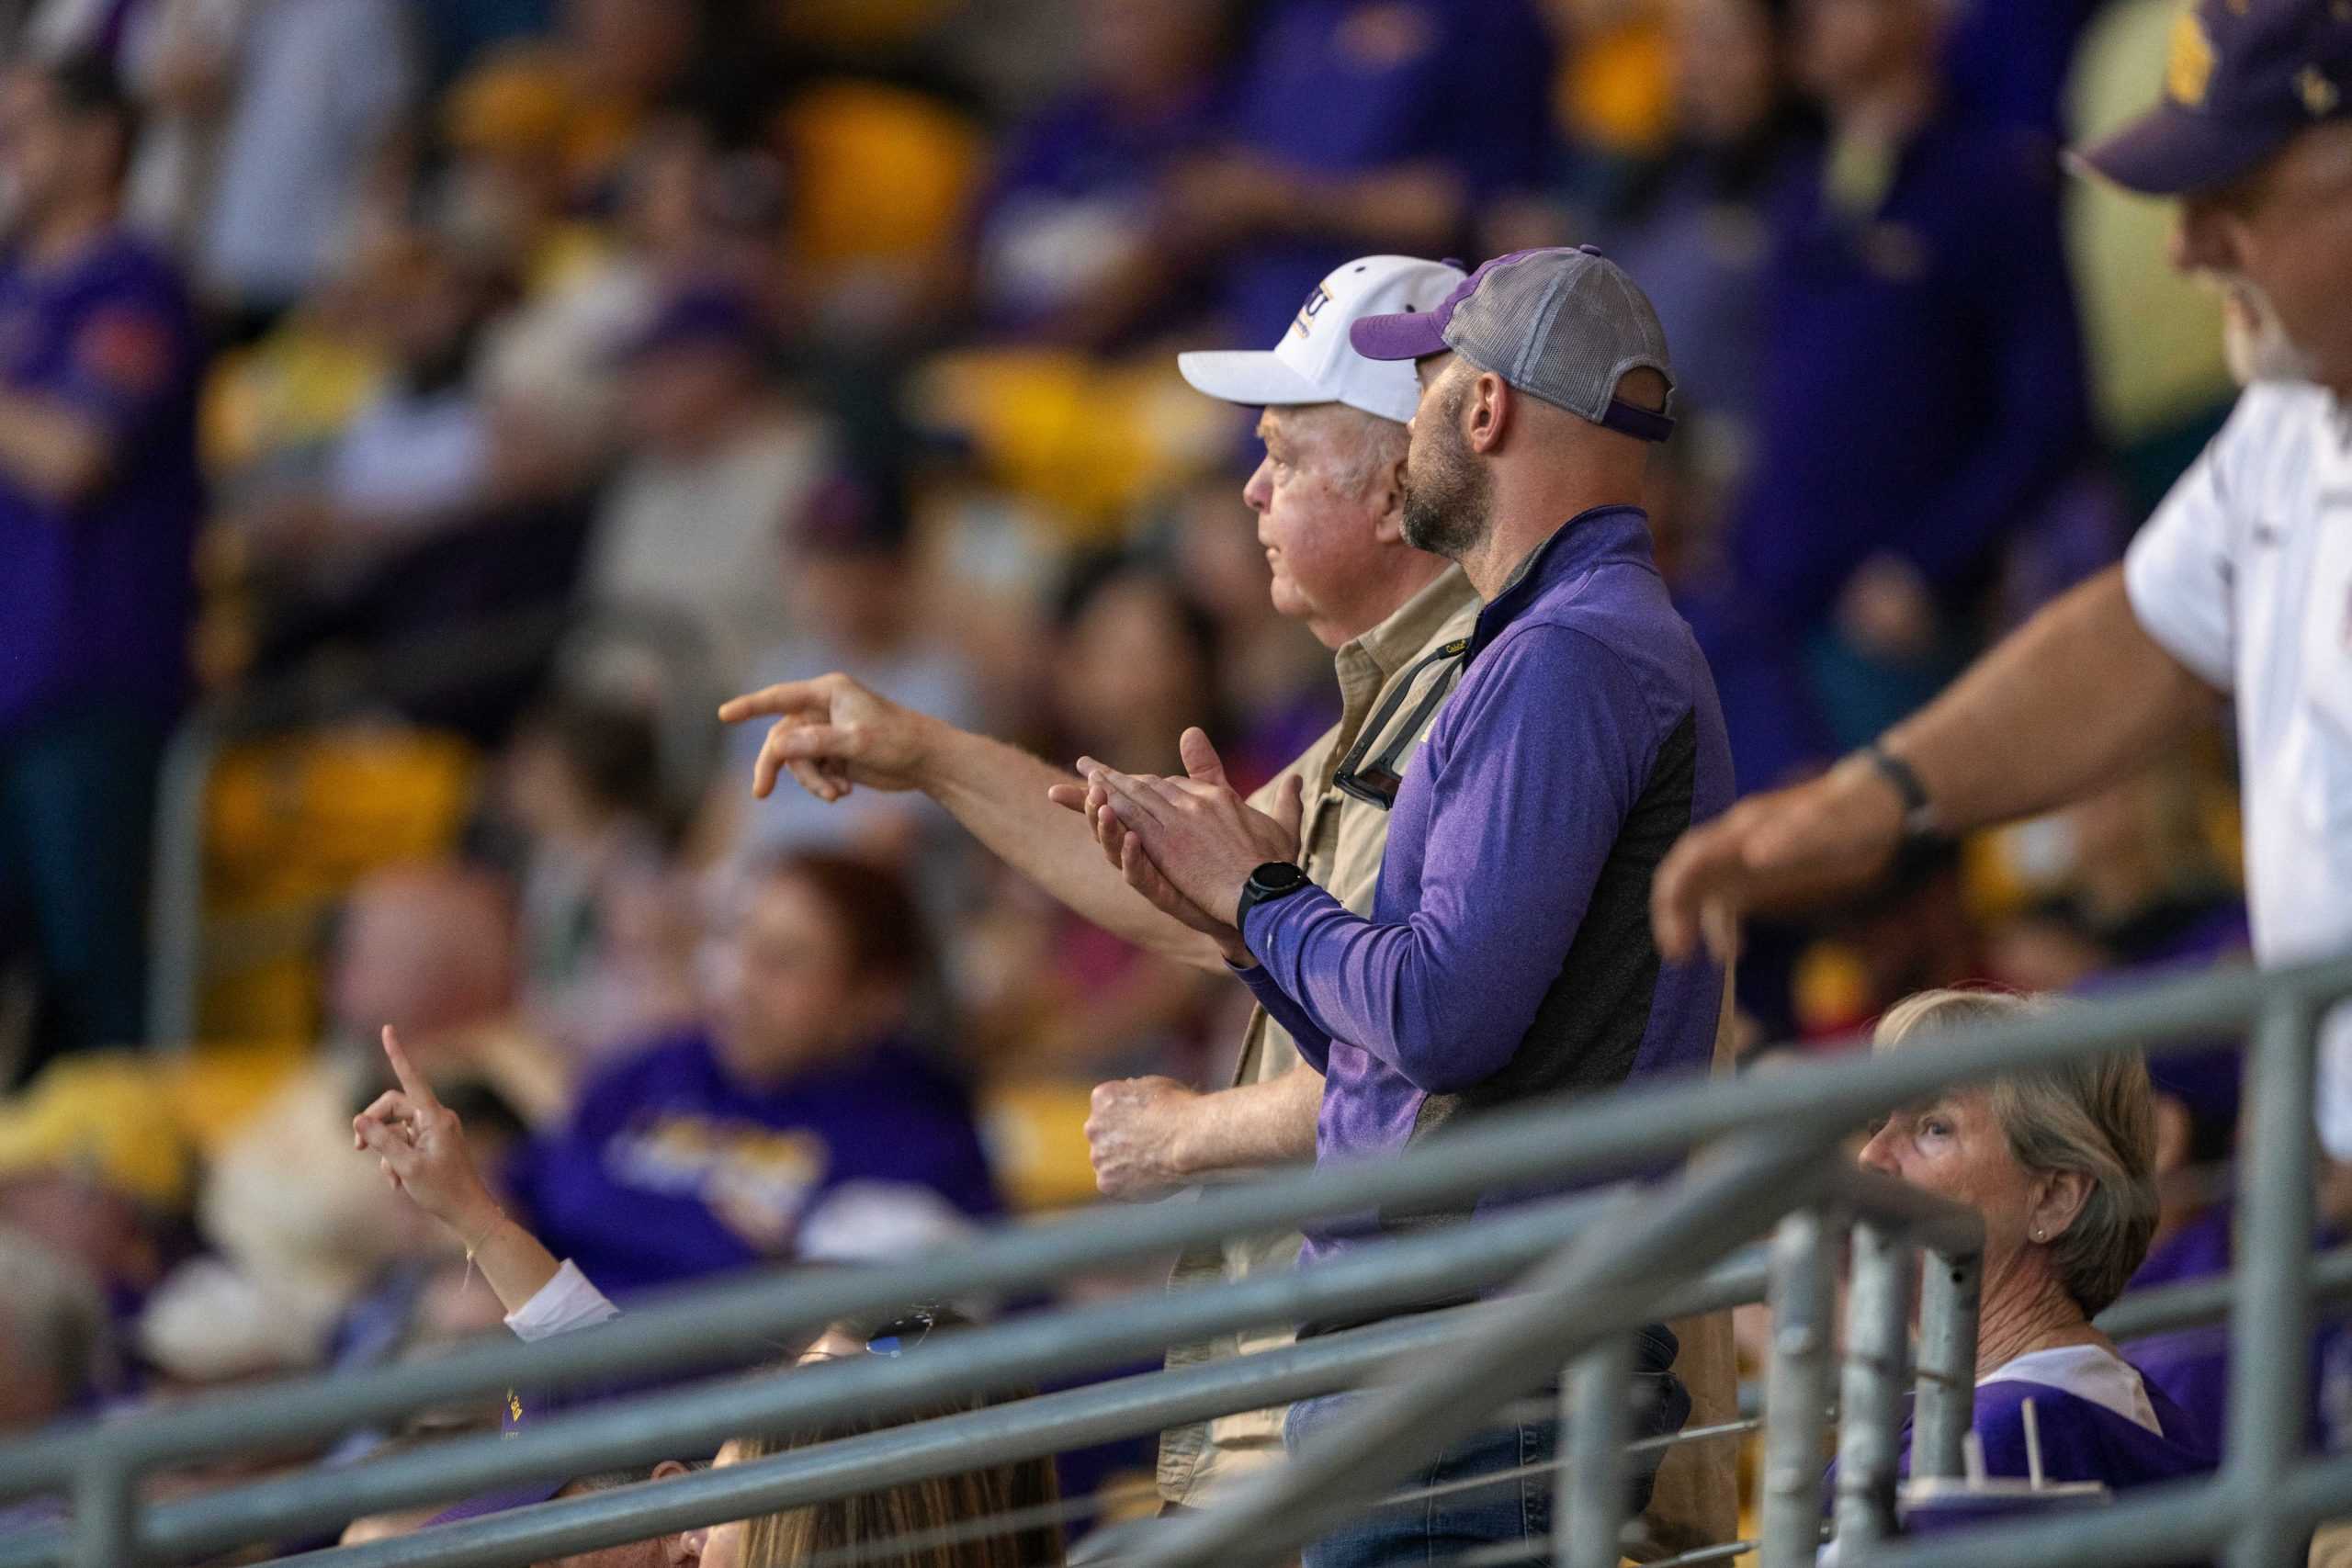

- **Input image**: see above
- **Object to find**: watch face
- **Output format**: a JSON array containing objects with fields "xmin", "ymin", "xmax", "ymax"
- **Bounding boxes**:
[{"xmin": 1256, "ymin": 863, "xmax": 1307, "ymax": 892}]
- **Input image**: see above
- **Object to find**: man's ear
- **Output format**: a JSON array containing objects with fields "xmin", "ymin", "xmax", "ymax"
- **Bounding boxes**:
[
  {"xmin": 1369, "ymin": 446, "xmax": 1410, "ymax": 544},
  {"xmin": 1465, "ymin": 372, "xmax": 1510, "ymax": 454},
  {"xmin": 650, "ymin": 1461, "xmax": 691, "ymax": 1483}
]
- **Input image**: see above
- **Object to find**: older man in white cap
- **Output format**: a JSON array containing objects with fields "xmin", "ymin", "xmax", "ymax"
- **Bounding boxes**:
[{"xmin": 720, "ymin": 254, "xmax": 1484, "ymax": 1510}]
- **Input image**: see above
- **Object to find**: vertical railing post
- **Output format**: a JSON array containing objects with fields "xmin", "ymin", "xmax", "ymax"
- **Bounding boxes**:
[
  {"xmin": 2223, "ymin": 996, "xmax": 2319, "ymax": 1568},
  {"xmin": 144, "ymin": 714, "xmax": 222, "ymax": 1047},
  {"xmin": 1834, "ymin": 1218, "xmax": 1913, "ymax": 1550},
  {"xmin": 1559, "ymin": 1334, "xmax": 1635, "ymax": 1568},
  {"xmin": 1912, "ymin": 1240, "xmax": 1981, "ymax": 1481},
  {"xmin": 1760, "ymin": 1208, "xmax": 1836, "ymax": 1568},
  {"xmin": 73, "ymin": 1456, "xmax": 134, "ymax": 1568}
]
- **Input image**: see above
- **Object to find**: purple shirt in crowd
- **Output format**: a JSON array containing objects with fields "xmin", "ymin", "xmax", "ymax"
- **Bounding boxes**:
[
  {"xmin": 1237, "ymin": 507, "xmax": 1733, "ymax": 1268},
  {"xmin": 0, "ymin": 229, "xmax": 204, "ymax": 736},
  {"xmin": 1219, "ymin": 0, "xmax": 1552, "ymax": 344},
  {"xmin": 508, "ymin": 1032, "xmax": 1001, "ymax": 1296}
]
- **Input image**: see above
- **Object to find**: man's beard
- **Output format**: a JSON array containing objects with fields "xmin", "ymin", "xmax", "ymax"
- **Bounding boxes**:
[
  {"xmin": 2206, "ymin": 273, "xmax": 2319, "ymax": 387},
  {"xmin": 1399, "ymin": 394, "xmax": 1493, "ymax": 560}
]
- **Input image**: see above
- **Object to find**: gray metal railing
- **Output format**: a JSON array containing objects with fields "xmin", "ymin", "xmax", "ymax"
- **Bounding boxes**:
[{"xmin": 6, "ymin": 950, "xmax": 2348, "ymax": 1568}]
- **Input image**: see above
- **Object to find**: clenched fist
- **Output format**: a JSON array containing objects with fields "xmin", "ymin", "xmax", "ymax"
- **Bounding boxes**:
[{"xmin": 1084, "ymin": 1076, "xmax": 1204, "ymax": 1201}]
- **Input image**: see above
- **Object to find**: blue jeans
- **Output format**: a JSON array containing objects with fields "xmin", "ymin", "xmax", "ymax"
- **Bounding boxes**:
[
  {"xmin": 1284, "ymin": 1323, "xmax": 1688, "ymax": 1568},
  {"xmin": 0, "ymin": 705, "xmax": 164, "ymax": 1079}
]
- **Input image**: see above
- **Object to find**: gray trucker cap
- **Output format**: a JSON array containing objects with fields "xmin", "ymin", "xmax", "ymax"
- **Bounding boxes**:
[{"xmin": 1349, "ymin": 245, "xmax": 1676, "ymax": 443}]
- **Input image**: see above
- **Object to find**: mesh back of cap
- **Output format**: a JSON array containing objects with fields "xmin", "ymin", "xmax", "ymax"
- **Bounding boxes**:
[{"xmin": 1443, "ymin": 250, "xmax": 1674, "ymax": 424}]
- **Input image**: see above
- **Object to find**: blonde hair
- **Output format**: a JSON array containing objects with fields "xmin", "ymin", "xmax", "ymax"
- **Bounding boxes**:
[
  {"xmin": 732, "ymin": 1320, "xmax": 1063, "ymax": 1568},
  {"xmin": 1873, "ymin": 988, "xmax": 2158, "ymax": 1314}
]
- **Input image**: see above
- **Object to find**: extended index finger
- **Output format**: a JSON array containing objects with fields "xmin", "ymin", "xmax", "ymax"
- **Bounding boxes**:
[
  {"xmin": 718, "ymin": 676, "xmax": 835, "ymax": 726},
  {"xmin": 379, "ymin": 1025, "xmax": 441, "ymax": 1109}
]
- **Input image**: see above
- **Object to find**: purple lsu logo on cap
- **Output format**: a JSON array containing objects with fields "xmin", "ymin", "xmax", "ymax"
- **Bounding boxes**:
[{"xmin": 1290, "ymin": 283, "xmax": 1334, "ymax": 341}]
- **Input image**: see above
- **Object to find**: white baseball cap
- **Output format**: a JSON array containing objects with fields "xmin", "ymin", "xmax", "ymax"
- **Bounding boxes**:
[{"xmin": 1177, "ymin": 254, "xmax": 1469, "ymax": 425}]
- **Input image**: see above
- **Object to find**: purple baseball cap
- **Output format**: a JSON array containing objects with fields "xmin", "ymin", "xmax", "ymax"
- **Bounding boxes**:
[
  {"xmin": 1349, "ymin": 246, "xmax": 1676, "ymax": 444},
  {"xmin": 422, "ymin": 1385, "xmax": 574, "ymax": 1527},
  {"xmin": 2074, "ymin": 0, "xmax": 2352, "ymax": 195},
  {"xmin": 616, "ymin": 281, "xmax": 769, "ymax": 364}
]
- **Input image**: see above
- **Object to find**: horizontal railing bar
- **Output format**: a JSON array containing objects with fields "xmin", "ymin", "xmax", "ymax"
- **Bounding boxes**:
[
  {"xmin": 16, "ymin": 949, "xmax": 2331, "ymax": 1500},
  {"xmin": 254, "ymin": 1190, "xmax": 1800, "ymax": 1568},
  {"xmin": 1127, "ymin": 1128, "xmax": 1841, "ymax": 1568},
  {"xmin": 78, "ymin": 1201, "xmax": 1762, "ymax": 1566},
  {"xmin": 1437, "ymin": 1535, "xmax": 1758, "ymax": 1568},
  {"xmin": 252, "ymin": 1299, "xmax": 1541, "ymax": 1568},
  {"xmin": 1848, "ymin": 1442, "xmax": 2352, "ymax": 1568},
  {"xmin": 2096, "ymin": 1243, "xmax": 2352, "ymax": 1340},
  {"xmin": 1825, "ymin": 1168, "xmax": 1986, "ymax": 1261},
  {"xmin": 1843, "ymin": 1471, "xmax": 2250, "ymax": 1568},
  {"xmin": 0, "ymin": 1249, "xmax": 1772, "ymax": 1568}
]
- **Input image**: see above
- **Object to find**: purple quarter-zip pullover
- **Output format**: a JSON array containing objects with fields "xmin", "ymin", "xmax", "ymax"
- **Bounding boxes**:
[{"xmin": 1237, "ymin": 505, "xmax": 1733, "ymax": 1269}]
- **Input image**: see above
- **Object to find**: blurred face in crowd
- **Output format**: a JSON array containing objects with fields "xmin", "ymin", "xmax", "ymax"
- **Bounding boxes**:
[
  {"xmin": 0, "ymin": 69, "xmax": 119, "ymax": 238},
  {"xmin": 566, "ymin": 0, "xmax": 696, "ymax": 102},
  {"xmin": 626, "ymin": 343, "xmax": 763, "ymax": 457},
  {"xmin": 1054, "ymin": 574, "xmax": 1212, "ymax": 764},
  {"xmin": 1084, "ymin": 0, "xmax": 1230, "ymax": 111},
  {"xmin": 1670, "ymin": 0, "xmax": 1782, "ymax": 146},
  {"xmin": 1794, "ymin": 0, "xmax": 1943, "ymax": 103},
  {"xmin": 707, "ymin": 872, "xmax": 897, "ymax": 1084},
  {"xmin": 1242, "ymin": 404, "xmax": 1410, "ymax": 649},
  {"xmin": 792, "ymin": 548, "xmax": 909, "ymax": 652},
  {"xmin": 371, "ymin": 241, "xmax": 494, "ymax": 387},
  {"xmin": 1398, "ymin": 355, "xmax": 1496, "ymax": 561},
  {"xmin": 329, "ymin": 867, "xmax": 514, "ymax": 1043},
  {"xmin": 2173, "ymin": 121, "xmax": 2352, "ymax": 393}
]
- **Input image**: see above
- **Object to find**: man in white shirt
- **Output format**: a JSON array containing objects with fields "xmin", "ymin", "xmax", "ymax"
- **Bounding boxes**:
[{"xmin": 1652, "ymin": 0, "xmax": 2352, "ymax": 1149}]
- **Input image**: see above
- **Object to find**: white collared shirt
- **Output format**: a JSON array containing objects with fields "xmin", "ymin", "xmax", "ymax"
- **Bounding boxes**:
[
  {"xmin": 1979, "ymin": 1344, "xmax": 2164, "ymax": 1435},
  {"xmin": 2124, "ymin": 380, "xmax": 2352, "ymax": 1153}
]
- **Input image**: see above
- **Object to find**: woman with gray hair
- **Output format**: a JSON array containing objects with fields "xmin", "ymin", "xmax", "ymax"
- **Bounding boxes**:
[{"xmin": 1856, "ymin": 988, "xmax": 2217, "ymax": 1491}]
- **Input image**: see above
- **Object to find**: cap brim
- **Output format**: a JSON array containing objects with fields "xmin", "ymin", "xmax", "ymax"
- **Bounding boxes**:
[
  {"xmin": 1176, "ymin": 350, "xmax": 1334, "ymax": 408},
  {"xmin": 428, "ymin": 1478, "xmax": 569, "ymax": 1527},
  {"xmin": 2070, "ymin": 102, "xmax": 2290, "ymax": 196},
  {"xmin": 1348, "ymin": 310, "xmax": 1448, "ymax": 362}
]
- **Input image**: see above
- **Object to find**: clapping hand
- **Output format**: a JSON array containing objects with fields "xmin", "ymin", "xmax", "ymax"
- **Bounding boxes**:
[{"xmin": 1047, "ymin": 728, "xmax": 1304, "ymax": 951}]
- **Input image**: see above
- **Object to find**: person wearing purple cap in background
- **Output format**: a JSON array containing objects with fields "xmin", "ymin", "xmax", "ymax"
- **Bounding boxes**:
[
  {"xmin": 579, "ymin": 279, "xmax": 835, "ymax": 683},
  {"xmin": 1069, "ymin": 245, "xmax": 1729, "ymax": 1566},
  {"xmin": 1654, "ymin": 0, "xmax": 2352, "ymax": 1307}
]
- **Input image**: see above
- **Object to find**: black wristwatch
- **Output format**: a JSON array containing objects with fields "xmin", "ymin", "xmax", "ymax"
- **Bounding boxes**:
[
  {"xmin": 1234, "ymin": 861, "xmax": 1312, "ymax": 929},
  {"xmin": 1859, "ymin": 741, "xmax": 1940, "ymax": 839}
]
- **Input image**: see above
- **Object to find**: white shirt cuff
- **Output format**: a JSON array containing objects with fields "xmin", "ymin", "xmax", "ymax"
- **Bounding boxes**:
[{"xmin": 504, "ymin": 1259, "xmax": 621, "ymax": 1342}]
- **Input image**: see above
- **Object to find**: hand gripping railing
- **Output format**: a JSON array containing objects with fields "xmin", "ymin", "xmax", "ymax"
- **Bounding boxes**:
[{"xmin": 5, "ymin": 951, "xmax": 2348, "ymax": 1568}]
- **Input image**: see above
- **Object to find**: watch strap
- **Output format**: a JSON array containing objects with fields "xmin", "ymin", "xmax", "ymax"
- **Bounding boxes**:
[
  {"xmin": 1860, "ymin": 741, "xmax": 1939, "ymax": 838},
  {"xmin": 1235, "ymin": 862, "xmax": 1310, "ymax": 930}
]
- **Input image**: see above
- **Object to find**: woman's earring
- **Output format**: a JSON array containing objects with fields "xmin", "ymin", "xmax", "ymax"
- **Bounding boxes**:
[{"xmin": 2032, "ymin": 1227, "xmax": 2046, "ymax": 1242}]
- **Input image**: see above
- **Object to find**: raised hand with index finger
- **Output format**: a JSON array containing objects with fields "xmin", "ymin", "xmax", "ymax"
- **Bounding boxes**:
[{"xmin": 353, "ymin": 1026, "xmax": 504, "ymax": 1251}]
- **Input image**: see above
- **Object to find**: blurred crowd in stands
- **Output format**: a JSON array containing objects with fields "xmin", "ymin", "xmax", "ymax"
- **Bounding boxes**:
[{"xmin": 0, "ymin": 0, "xmax": 2274, "ymax": 1542}]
